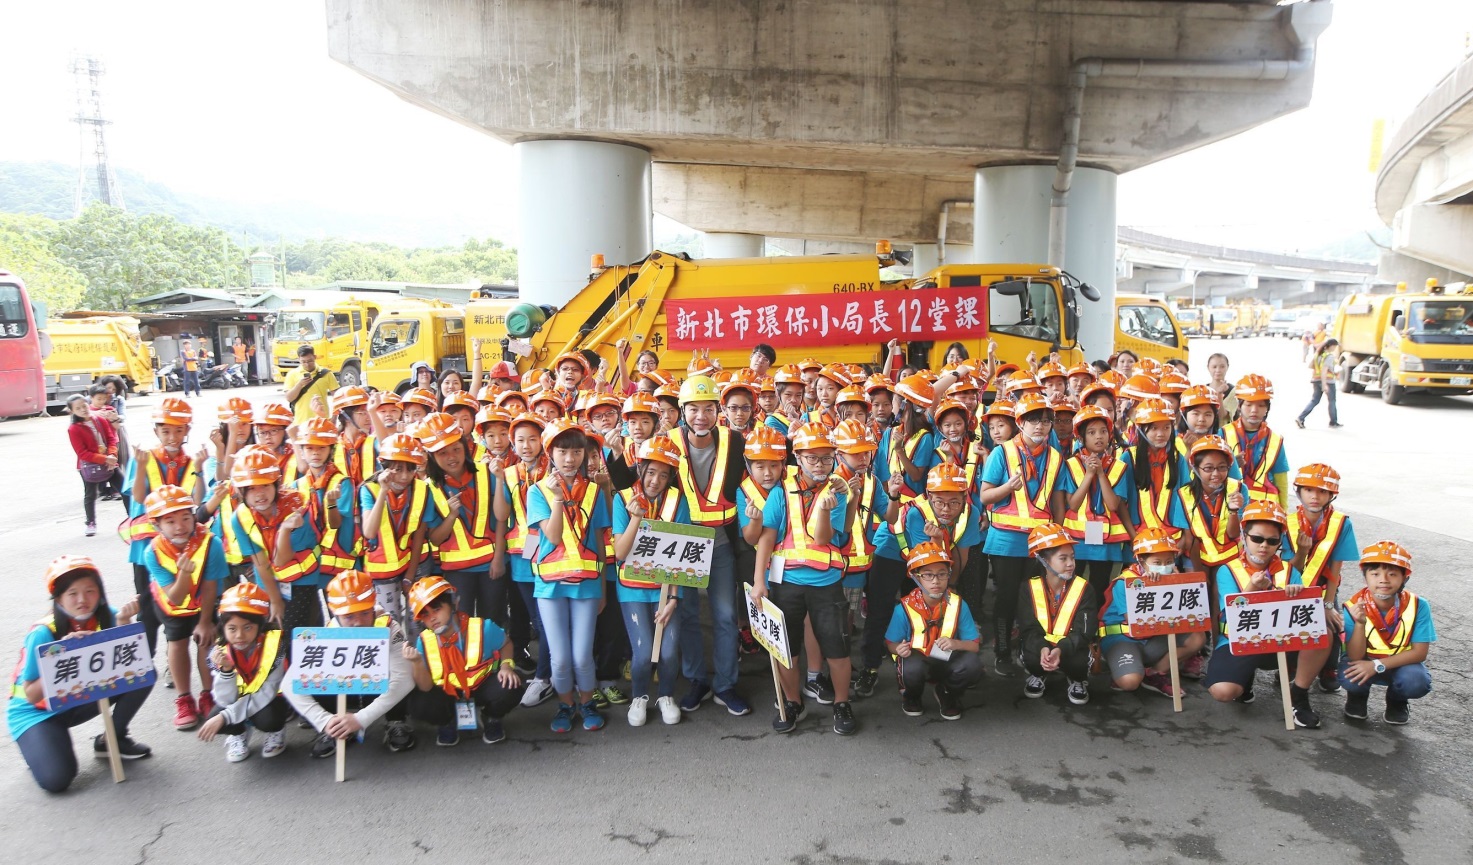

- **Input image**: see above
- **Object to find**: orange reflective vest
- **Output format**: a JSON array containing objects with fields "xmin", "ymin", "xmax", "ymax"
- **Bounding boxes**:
[
  {"xmin": 1354, "ymin": 591, "xmax": 1420, "ymax": 658},
  {"xmin": 293, "ymin": 468, "xmax": 356, "ymax": 573},
  {"xmin": 432, "ymin": 463, "xmax": 496, "ymax": 569},
  {"xmin": 616, "ymin": 487, "xmax": 681, "ymax": 590},
  {"xmin": 1177, "ymin": 480, "xmax": 1243, "ymax": 566},
  {"xmin": 1224, "ymin": 425, "xmax": 1283, "ymax": 504},
  {"xmin": 895, "ymin": 498, "xmax": 969, "ymax": 560},
  {"xmin": 119, "ymin": 452, "xmax": 198, "ymax": 544},
  {"xmin": 363, "ymin": 480, "xmax": 431, "ymax": 579},
  {"xmin": 840, "ymin": 472, "xmax": 880, "ymax": 573},
  {"xmin": 334, "ymin": 433, "xmax": 374, "ymax": 486},
  {"xmin": 887, "ymin": 430, "xmax": 928, "ymax": 502},
  {"xmin": 1286, "ymin": 509, "xmax": 1348, "ymax": 587},
  {"xmin": 1219, "ymin": 558, "xmax": 1293, "ymax": 633},
  {"xmin": 503, "ymin": 460, "xmax": 547, "ymax": 556},
  {"xmin": 989, "ymin": 439, "xmax": 1060, "ymax": 533},
  {"xmin": 228, "ymin": 630, "xmax": 282, "ymax": 697},
  {"xmin": 901, "ymin": 589, "xmax": 961, "ymax": 655},
  {"xmin": 775, "ymin": 476, "xmax": 845, "ymax": 573},
  {"xmin": 673, "ymin": 430, "xmax": 736, "ymax": 526},
  {"xmin": 149, "ymin": 526, "xmax": 212, "ymax": 617},
  {"xmin": 11, "ymin": 616, "xmax": 61, "ymax": 705},
  {"xmin": 533, "ymin": 477, "xmax": 602, "ymax": 583},
  {"xmin": 1061, "ymin": 453, "xmax": 1130, "ymax": 543},
  {"xmin": 806, "ymin": 407, "xmax": 839, "ymax": 429},
  {"xmin": 422, "ymin": 613, "xmax": 496, "ymax": 698},
  {"xmin": 1028, "ymin": 576, "xmax": 1089, "ymax": 645},
  {"xmin": 234, "ymin": 491, "xmax": 318, "ymax": 583}
]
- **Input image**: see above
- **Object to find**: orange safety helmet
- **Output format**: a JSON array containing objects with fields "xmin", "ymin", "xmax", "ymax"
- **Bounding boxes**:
[
  {"xmin": 1178, "ymin": 384, "xmax": 1221, "ymax": 410},
  {"xmin": 925, "ymin": 463, "xmax": 969, "ymax": 494},
  {"xmin": 758, "ymin": 375, "xmax": 776, "ymax": 394},
  {"xmin": 790, "ymin": 421, "xmax": 835, "ymax": 452},
  {"xmin": 144, "ymin": 484, "xmax": 196, "ymax": 521},
  {"xmin": 721, "ymin": 379, "xmax": 759, "ymax": 404},
  {"xmin": 583, "ymin": 392, "xmax": 624, "ymax": 416},
  {"xmin": 816, "ymin": 363, "xmax": 851, "ymax": 387},
  {"xmin": 993, "ymin": 362, "xmax": 1021, "ymax": 383},
  {"xmin": 906, "ymin": 540, "xmax": 953, "ymax": 573},
  {"xmin": 218, "ymin": 582, "xmax": 271, "ymax": 618},
  {"xmin": 529, "ymin": 391, "xmax": 567, "ymax": 412},
  {"xmin": 541, "ymin": 417, "xmax": 585, "ymax": 452},
  {"xmin": 441, "ymin": 392, "xmax": 480, "ymax": 416},
  {"xmin": 773, "ymin": 364, "xmax": 805, "ymax": 387},
  {"xmin": 1157, "ymin": 372, "xmax": 1190, "ymax": 395},
  {"xmin": 324, "ymin": 570, "xmax": 376, "ymax": 618},
  {"xmin": 330, "ymin": 386, "xmax": 371, "ymax": 414},
  {"xmin": 637, "ymin": 435, "xmax": 682, "ymax": 468},
  {"xmin": 642, "ymin": 369, "xmax": 675, "ymax": 388},
  {"xmin": 508, "ymin": 412, "xmax": 546, "ymax": 440},
  {"xmin": 864, "ymin": 373, "xmax": 895, "ymax": 395},
  {"xmin": 1293, "ymin": 462, "xmax": 1341, "ymax": 494},
  {"xmin": 152, "ymin": 397, "xmax": 193, "ymax": 426},
  {"xmin": 255, "ymin": 402, "xmax": 294, "ymax": 427},
  {"xmin": 983, "ymin": 399, "xmax": 1016, "ymax": 421},
  {"xmin": 1240, "ymin": 500, "xmax": 1288, "ymax": 530},
  {"xmin": 836, "ymin": 384, "xmax": 870, "ymax": 407},
  {"xmin": 44, "ymin": 554, "xmax": 102, "ymax": 597},
  {"xmin": 475, "ymin": 384, "xmax": 499, "ymax": 404},
  {"xmin": 895, "ymin": 374, "xmax": 936, "ymax": 408},
  {"xmin": 494, "ymin": 390, "xmax": 530, "ymax": 412},
  {"xmin": 1078, "ymin": 383, "xmax": 1116, "ymax": 409},
  {"xmin": 294, "ymin": 416, "xmax": 340, "ymax": 447},
  {"xmin": 1132, "ymin": 526, "xmax": 1179, "ymax": 558},
  {"xmin": 949, "ymin": 374, "xmax": 981, "ymax": 396},
  {"xmin": 1120, "ymin": 374, "xmax": 1161, "ymax": 401},
  {"xmin": 414, "ymin": 412, "xmax": 464, "ymax": 453},
  {"xmin": 1036, "ymin": 361, "xmax": 1068, "ymax": 383},
  {"xmin": 1097, "ymin": 369, "xmax": 1126, "ymax": 391},
  {"xmin": 1188, "ymin": 434, "xmax": 1232, "ymax": 463},
  {"xmin": 846, "ymin": 363, "xmax": 867, "ymax": 380},
  {"xmin": 475, "ymin": 405, "xmax": 514, "ymax": 429},
  {"xmin": 1027, "ymin": 522, "xmax": 1075, "ymax": 555},
  {"xmin": 1235, "ymin": 373, "xmax": 1274, "ymax": 402},
  {"xmin": 409, "ymin": 575, "xmax": 456, "ymax": 618},
  {"xmin": 831, "ymin": 418, "xmax": 877, "ymax": 454},
  {"xmin": 552, "ymin": 351, "xmax": 592, "ymax": 378},
  {"xmin": 402, "ymin": 387, "xmax": 440, "ymax": 410},
  {"xmin": 231, "ymin": 445, "xmax": 283, "ymax": 488},
  {"xmin": 655, "ymin": 382, "xmax": 681, "ymax": 403},
  {"xmin": 622, "ymin": 392, "xmax": 661, "ymax": 417},
  {"xmin": 217, "ymin": 396, "xmax": 254, "ymax": 424},
  {"xmin": 378, "ymin": 432, "xmax": 427, "ymax": 467},
  {"xmin": 376, "ymin": 391, "xmax": 403, "ymax": 410},
  {"xmin": 1048, "ymin": 394, "xmax": 1080, "ymax": 416},
  {"xmin": 1065, "ymin": 362, "xmax": 1096, "ymax": 381},
  {"xmin": 933, "ymin": 398, "xmax": 971, "ymax": 425},
  {"xmin": 1071, "ymin": 403, "xmax": 1112, "ymax": 433},
  {"xmin": 797, "ymin": 357, "xmax": 823, "ymax": 373},
  {"xmin": 1132, "ymin": 397, "xmax": 1175, "ymax": 427},
  {"xmin": 1012, "ymin": 392, "xmax": 1051, "ymax": 420},
  {"xmin": 1360, "ymin": 541, "xmax": 1412, "ymax": 577},
  {"xmin": 1008, "ymin": 371, "xmax": 1043, "ymax": 394},
  {"xmin": 1136, "ymin": 357, "xmax": 1164, "ymax": 378},
  {"xmin": 744, "ymin": 425, "xmax": 789, "ymax": 462}
]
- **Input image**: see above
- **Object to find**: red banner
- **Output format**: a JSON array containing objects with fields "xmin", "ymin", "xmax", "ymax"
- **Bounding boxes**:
[{"xmin": 663, "ymin": 287, "xmax": 988, "ymax": 350}]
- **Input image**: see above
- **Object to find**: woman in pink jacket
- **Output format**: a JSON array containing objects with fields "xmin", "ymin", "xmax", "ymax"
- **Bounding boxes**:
[{"xmin": 65, "ymin": 394, "xmax": 120, "ymax": 536}]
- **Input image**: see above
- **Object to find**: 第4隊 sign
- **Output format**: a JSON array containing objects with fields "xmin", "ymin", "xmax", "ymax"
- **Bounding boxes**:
[{"xmin": 624, "ymin": 520, "xmax": 715, "ymax": 589}]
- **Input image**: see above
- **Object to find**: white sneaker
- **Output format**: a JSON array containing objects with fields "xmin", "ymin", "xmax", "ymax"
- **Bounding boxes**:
[
  {"xmin": 657, "ymin": 695, "xmax": 681, "ymax": 725},
  {"xmin": 261, "ymin": 730, "xmax": 287, "ymax": 758},
  {"xmin": 627, "ymin": 695, "xmax": 648, "ymax": 727},
  {"xmin": 226, "ymin": 733, "xmax": 250, "ymax": 763},
  {"xmin": 520, "ymin": 678, "xmax": 555, "ymax": 708}
]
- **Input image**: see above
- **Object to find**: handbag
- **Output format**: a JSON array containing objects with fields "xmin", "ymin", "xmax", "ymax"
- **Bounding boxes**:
[{"xmin": 81, "ymin": 461, "xmax": 115, "ymax": 484}]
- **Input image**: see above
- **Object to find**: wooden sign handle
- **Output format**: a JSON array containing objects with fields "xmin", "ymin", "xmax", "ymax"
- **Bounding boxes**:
[
  {"xmin": 97, "ymin": 697, "xmax": 125, "ymax": 783},
  {"xmin": 1276, "ymin": 651, "xmax": 1294, "ymax": 730},
  {"xmin": 1166, "ymin": 639, "xmax": 1183, "ymax": 714},
  {"xmin": 770, "ymin": 655, "xmax": 787, "ymax": 723},
  {"xmin": 335, "ymin": 694, "xmax": 348, "ymax": 782},
  {"xmin": 651, "ymin": 584, "xmax": 671, "ymax": 658}
]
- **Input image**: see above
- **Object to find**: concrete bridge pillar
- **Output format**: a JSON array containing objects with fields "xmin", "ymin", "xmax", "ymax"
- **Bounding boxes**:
[
  {"xmin": 974, "ymin": 165, "xmax": 1117, "ymax": 361},
  {"xmin": 516, "ymin": 139, "xmax": 652, "ymax": 307},
  {"xmin": 703, "ymin": 232, "xmax": 765, "ymax": 258}
]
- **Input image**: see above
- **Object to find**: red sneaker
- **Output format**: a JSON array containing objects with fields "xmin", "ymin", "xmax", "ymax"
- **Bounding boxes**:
[
  {"xmin": 1139, "ymin": 671, "xmax": 1180, "ymax": 699},
  {"xmin": 1180, "ymin": 654, "xmax": 1207, "ymax": 681},
  {"xmin": 173, "ymin": 694, "xmax": 200, "ymax": 730},
  {"xmin": 196, "ymin": 691, "xmax": 215, "ymax": 720}
]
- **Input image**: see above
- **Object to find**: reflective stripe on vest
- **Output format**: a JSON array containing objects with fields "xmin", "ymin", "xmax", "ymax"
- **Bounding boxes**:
[
  {"xmin": 422, "ymin": 614, "xmax": 493, "ymax": 697},
  {"xmin": 674, "ymin": 430, "xmax": 736, "ymax": 525},
  {"xmin": 1218, "ymin": 559, "xmax": 1290, "ymax": 633},
  {"xmin": 150, "ymin": 528, "xmax": 213, "ymax": 617},
  {"xmin": 1029, "ymin": 577, "xmax": 1089, "ymax": 645},
  {"xmin": 233, "ymin": 630, "xmax": 282, "ymax": 696},
  {"xmin": 293, "ymin": 470, "xmax": 357, "ymax": 573},
  {"xmin": 989, "ymin": 440, "xmax": 1060, "ymax": 533},
  {"xmin": 433, "ymin": 463, "xmax": 496, "ymax": 569},
  {"xmin": 1061, "ymin": 454, "xmax": 1130, "ymax": 543},
  {"xmin": 616, "ymin": 488, "xmax": 680, "ymax": 590},
  {"xmin": 235, "ymin": 497, "xmax": 319, "ymax": 583},
  {"xmin": 740, "ymin": 478, "xmax": 771, "ymax": 516},
  {"xmin": 533, "ymin": 478, "xmax": 601, "ymax": 583},
  {"xmin": 10, "ymin": 616, "xmax": 58, "ymax": 704},
  {"xmin": 1225, "ymin": 426, "xmax": 1282, "ymax": 502},
  {"xmin": 842, "ymin": 474, "xmax": 879, "ymax": 573},
  {"xmin": 120, "ymin": 454, "xmax": 198, "ymax": 544},
  {"xmin": 902, "ymin": 590, "xmax": 961, "ymax": 655},
  {"xmin": 1361, "ymin": 592, "xmax": 1419, "ymax": 658},
  {"xmin": 775, "ymin": 476, "xmax": 844, "ymax": 573},
  {"xmin": 888, "ymin": 430, "xmax": 928, "ymax": 502},
  {"xmin": 363, "ymin": 481, "xmax": 429, "ymax": 578},
  {"xmin": 333, "ymin": 433, "xmax": 374, "ymax": 485},
  {"xmin": 503, "ymin": 462, "xmax": 545, "ymax": 555},
  {"xmin": 896, "ymin": 498, "xmax": 969, "ymax": 560},
  {"xmin": 1286, "ymin": 509, "xmax": 1347, "ymax": 586},
  {"xmin": 1178, "ymin": 480, "xmax": 1243, "ymax": 566},
  {"xmin": 1097, "ymin": 566, "xmax": 1146, "ymax": 637}
]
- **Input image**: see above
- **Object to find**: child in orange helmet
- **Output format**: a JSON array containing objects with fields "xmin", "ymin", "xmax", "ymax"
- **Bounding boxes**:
[
  {"xmin": 9, "ymin": 556, "xmax": 150, "ymax": 792},
  {"xmin": 1285, "ymin": 463, "xmax": 1360, "ymax": 694},
  {"xmin": 885, "ymin": 543, "xmax": 984, "ymax": 720},
  {"xmin": 1339, "ymin": 542, "xmax": 1434, "ymax": 725},
  {"xmin": 123, "ymin": 397, "xmax": 198, "ymax": 656},
  {"xmin": 228, "ymin": 445, "xmax": 320, "ymax": 632},
  {"xmin": 1018, "ymin": 524, "xmax": 1097, "ymax": 705},
  {"xmin": 1223, "ymin": 374, "xmax": 1290, "ymax": 508},
  {"xmin": 1060, "ymin": 405, "xmax": 1133, "ymax": 602},
  {"xmin": 288, "ymin": 417, "xmax": 358, "ymax": 580},
  {"xmin": 494, "ymin": 414, "xmax": 554, "ymax": 709},
  {"xmin": 200, "ymin": 584, "xmax": 290, "ymax": 762},
  {"xmin": 1097, "ymin": 528, "xmax": 1207, "ymax": 698},
  {"xmin": 359, "ymin": 433, "xmax": 447, "ymax": 623}
]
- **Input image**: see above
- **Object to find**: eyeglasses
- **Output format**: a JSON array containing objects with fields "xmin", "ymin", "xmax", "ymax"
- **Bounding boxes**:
[
  {"xmin": 1245, "ymin": 533, "xmax": 1281, "ymax": 545},
  {"xmin": 797, "ymin": 454, "xmax": 835, "ymax": 466},
  {"xmin": 914, "ymin": 571, "xmax": 950, "ymax": 582}
]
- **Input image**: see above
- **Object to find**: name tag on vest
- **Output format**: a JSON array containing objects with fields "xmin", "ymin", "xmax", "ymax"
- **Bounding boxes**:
[
  {"xmin": 521, "ymin": 528, "xmax": 540, "ymax": 560},
  {"xmin": 1084, "ymin": 521, "xmax": 1105, "ymax": 546},
  {"xmin": 456, "ymin": 700, "xmax": 478, "ymax": 730},
  {"xmin": 768, "ymin": 554, "xmax": 785, "ymax": 585},
  {"xmin": 928, "ymin": 644, "xmax": 953, "ymax": 662}
]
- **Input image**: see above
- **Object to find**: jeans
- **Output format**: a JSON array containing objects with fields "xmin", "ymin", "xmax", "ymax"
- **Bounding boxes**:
[
  {"xmin": 537, "ymin": 596, "xmax": 600, "ymax": 696},
  {"xmin": 1297, "ymin": 380, "xmax": 1338, "ymax": 425},
  {"xmin": 516, "ymin": 581, "xmax": 552, "ymax": 681},
  {"xmin": 14, "ymin": 684, "xmax": 152, "ymax": 793},
  {"xmin": 622, "ymin": 600, "xmax": 681, "ymax": 700},
  {"xmin": 1338, "ymin": 660, "xmax": 1432, "ymax": 702},
  {"xmin": 676, "ymin": 542, "xmax": 739, "ymax": 693},
  {"xmin": 182, "ymin": 369, "xmax": 201, "ymax": 396}
]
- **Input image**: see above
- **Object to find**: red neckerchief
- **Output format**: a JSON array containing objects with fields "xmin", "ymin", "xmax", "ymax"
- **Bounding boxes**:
[
  {"xmin": 433, "ymin": 612, "xmax": 488, "ymax": 698},
  {"xmin": 154, "ymin": 448, "xmax": 190, "ymax": 485},
  {"xmin": 305, "ymin": 465, "xmax": 342, "ymax": 525},
  {"xmin": 1351, "ymin": 588, "xmax": 1407, "ymax": 646},
  {"xmin": 1298, "ymin": 505, "xmax": 1332, "ymax": 546},
  {"xmin": 253, "ymin": 490, "xmax": 303, "ymax": 550},
  {"xmin": 1234, "ymin": 420, "xmax": 1268, "ymax": 477},
  {"xmin": 1148, "ymin": 445, "xmax": 1170, "ymax": 491},
  {"xmin": 555, "ymin": 475, "xmax": 591, "ymax": 535},
  {"xmin": 340, "ymin": 432, "xmax": 364, "ymax": 480},
  {"xmin": 902, "ymin": 588, "xmax": 946, "ymax": 647},
  {"xmin": 229, "ymin": 636, "xmax": 265, "ymax": 683},
  {"xmin": 1240, "ymin": 554, "xmax": 1286, "ymax": 587},
  {"xmin": 446, "ymin": 470, "xmax": 476, "ymax": 513},
  {"xmin": 156, "ymin": 524, "xmax": 208, "ymax": 565},
  {"xmin": 1016, "ymin": 435, "xmax": 1049, "ymax": 484},
  {"xmin": 383, "ymin": 486, "xmax": 416, "ymax": 540}
]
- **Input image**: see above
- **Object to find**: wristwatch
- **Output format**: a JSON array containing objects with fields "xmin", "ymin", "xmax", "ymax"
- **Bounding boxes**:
[{"xmin": 1372, "ymin": 660, "xmax": 1386, "ymax": 674}]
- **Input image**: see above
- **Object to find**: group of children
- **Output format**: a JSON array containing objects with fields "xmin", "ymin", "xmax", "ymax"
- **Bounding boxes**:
[{"xmin": 9, "ymin": 343, "xmax": 1436, "ymax": 793}]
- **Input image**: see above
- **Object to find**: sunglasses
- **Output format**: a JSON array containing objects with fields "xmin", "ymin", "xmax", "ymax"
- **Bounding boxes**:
[{"xmin": 1245, "ymin": 533, "xmax": 1282, "ymax": 546}]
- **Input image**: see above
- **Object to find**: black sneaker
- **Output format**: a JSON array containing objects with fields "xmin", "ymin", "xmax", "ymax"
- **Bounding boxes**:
[
  {"xmin": 832, "ymin": 701, "xmax": 857, "ymax": 735},
  {"xmin": 1343, "ymin": 691, "xmax": 1369, "ymax": 720},
  {"xmin": 1290, "ymin": 686, "xmax": 1321, "ymax": 729},
  {"xmin": 901, "ymin": 689, "xmax": 924, "ymax": 717},
  {"xmin": 95, "ymin": 734, "xmax": 151, "ymax": 760},
  {"xmin": 937, "ymin": 687, "xmax": 962, "ymax": 721},
  {"xmin": 802, "ymin": 673, "xmax": 835, "ymax": 706},
  {"xmin": 772, "ymin": 700, "xmax": 807, "ymax": 734},
  {"xmin": 1329, "ymin": 422, "xmax": 1344, "ymax": 429},
  {"xmin": 482, "ymin": 718, "xmax": 506, "ymax": 744},
  {"xmin": 1024, "ymin": 675, "xmax": 1046, "ymax": 698},
  {"xmin": 1066, "ymin": 679, "xmax": 1090, "ymax": 706},
  {"xmin": 513, "ymin": 648, "xmax": 537, "ymax": 677},
  {"xmin": 1384, "ymin": 699, "xmax": 1410, "ymax": 725},
  {"xmin": 852, "ymin": 668, "xmax": 880, "ymax": 698},
  {"xmin": 384, "ymin": 720, "xmax": 417, "ymax": 752},
  {"xmin": 1237, "ymin": 685, "xmax": 1256, "ymax": 704},
  {"xmin": 1317, "ymin": 670, "xmax": 1342, "ymax": 694},
  {"xmin": 993, "ymin": 642, "xmax": 1020, "ymax": 678},
  {"xmin": 1295, "ymin": 418, "xmax": 1306, "ymax": 429},
  {"xmin": 310, "ymin": 731, "xmax": 337, "ymax": 759}
]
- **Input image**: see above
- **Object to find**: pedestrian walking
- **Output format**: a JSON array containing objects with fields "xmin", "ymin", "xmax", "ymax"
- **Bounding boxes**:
[
  {"xmin": 1296, "ymin": 338, "xmax": 1342, "ymax": 429},
  {"xmin": 65, "ymin": 394, "xmax": 120, "ymax": 536}
]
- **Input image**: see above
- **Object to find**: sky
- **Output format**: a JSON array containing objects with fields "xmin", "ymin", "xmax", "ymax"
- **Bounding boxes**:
[{"xmin": 0, "ymin": 1, "xmax": 1469, "ymax": 255}]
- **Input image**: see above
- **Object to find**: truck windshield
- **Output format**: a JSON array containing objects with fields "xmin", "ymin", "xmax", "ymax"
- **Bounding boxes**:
[
  {"xmin": 1175, "ymin": 309, "xmax": 1199, "ymax": 322},
  {"xmin": 371, "ymin": 319, "xmax": 419, "ymax": 358},
  {"xmin": 1406, "ymin": 301, "xmax": 1473, "ymax": 344},
  {"xmin": 276, "ymin": 311, "xmax": 325, "ymax": 341},
  {"xmin": 989, "ymin": 279, "xmax": 1060, "ymax": 345},
  {"xmin": 0, "ymin": 284, "xmax": 28, "ymax": 338}
]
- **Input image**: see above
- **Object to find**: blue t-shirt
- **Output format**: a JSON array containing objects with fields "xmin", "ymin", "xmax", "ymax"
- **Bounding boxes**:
[
  {"xmin": 611, "ymin": 490, "xmax": 691, "ymax": 604},
  {"xmin": 7, "ymin": 610, "xmax": 117, "ymax": 739},
  {"xmin": 527, "ymin": 480, "xmax": 612, "ymax": 600},
  {"xmin": 1212, "ymin": 563, "xmax": 1306, "ymax": 650},
  {"xmin": 144, "ymin": 534, "xmax": 230, "ymax": 593},
  {"xmin": 980, "ymin": 444, "xmax": 1061, "ymax": 558},
  {"xmin": 123, "ymin": 453, "xmax": 195, "ymax": 565},
  {"xmin": 883, "ymin": 595, "xmax": 982, "ymax": 644},
  {"xmin": 1282, "ymin": 515, "xmax": 1359, "ymax": 566},
  {"xmin": 1166, "ymin": 484, "xmax": 1244, "ymax": 564},
  {"xmin": 761, "ymin": 482, "xmax": 848, "ymax": 587},
  {"xmin": 229, "ymin": 507, "xmax": 330, "ymax": 588},
  {"xmin": 295, "ymin": 473, "xmax": 358, "ymax": 555},
  {"xmin": 1058, "ymin": 454, "xmax": 1132, "ymax": 562},
  {"xmin": 1340, "ymin": 596, "xmax": 1436, "ymax": 646},
  {"xmin": 496, "ymin": 471, "xmax": 540, "ymax": 584},
  {"xmin": 736, "ymin": 483, "xmax": 779, "ymax": 538},
  {"xmin": 890, "ymin": 431, "xmax": 937, "ymax": 499}
]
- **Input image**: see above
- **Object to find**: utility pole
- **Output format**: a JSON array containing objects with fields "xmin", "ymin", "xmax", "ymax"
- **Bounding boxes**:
[{"xmin": 71, "ymin": 55, "xmax": 125, "ymax": 215}]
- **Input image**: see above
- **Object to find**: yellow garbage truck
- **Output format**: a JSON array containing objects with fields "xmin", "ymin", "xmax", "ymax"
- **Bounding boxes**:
[
  {"xmin": 1332, "ymin": 280, "xmax": 1473, "ymax": 404},
  {"xmin": 41, "ymin": 312, "xmax": 155, "ymax": 409}
]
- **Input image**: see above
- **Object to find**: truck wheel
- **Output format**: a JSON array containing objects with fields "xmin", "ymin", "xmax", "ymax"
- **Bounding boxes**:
[
  {"xmin": 337, "ymin": 364, "xmax": 362, "ymax": 387},
  {"xmin": 1339, "ymin": 361, "xmax": 1364, "ymax": 395},
  {"xmin": 1380, "ymin": 369, "xmax": 1404, "ymax": 405}
]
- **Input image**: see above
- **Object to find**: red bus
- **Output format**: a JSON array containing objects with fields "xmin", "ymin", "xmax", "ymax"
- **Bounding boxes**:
[{"xmin": 0, "ymin": 270, "xmax": 46, "ymax": 419}]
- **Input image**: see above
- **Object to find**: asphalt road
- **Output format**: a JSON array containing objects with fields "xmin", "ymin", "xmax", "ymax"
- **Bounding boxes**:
[{"xmin": 2, "ymin": 340, "xmax": 1469, "ymax": 865}]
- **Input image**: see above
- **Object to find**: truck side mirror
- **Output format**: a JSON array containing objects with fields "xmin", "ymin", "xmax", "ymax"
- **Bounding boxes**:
[
  {"xmin": 1078, "ymin": 282, "xmax": 1101, "ymax": 302},
  {"xmin": 992, "ymin": 280, "xmax": 1028, "ymax": 297}
]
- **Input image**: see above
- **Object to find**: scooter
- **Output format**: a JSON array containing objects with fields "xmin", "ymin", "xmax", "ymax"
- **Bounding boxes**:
[
  {"xmin": 157, "ymin": 360, "xmax": 181, "ymax": 392},
  {"xmin": 225, "ymin": 365, "xmax": 249, "ymax": 388},
  {"xmin": 198, "ymin": 364, "xmax": 232, "ymax": 390}
]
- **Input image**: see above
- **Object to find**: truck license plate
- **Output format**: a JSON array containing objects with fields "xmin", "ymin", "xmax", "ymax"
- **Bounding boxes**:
[{"xmin": 1451, "ymin": 376, "xmax": 1471, "ymax": 386}]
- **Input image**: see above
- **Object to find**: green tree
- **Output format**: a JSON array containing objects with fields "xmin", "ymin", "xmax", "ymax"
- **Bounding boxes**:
[{"xmin": 0, "ymin": 213, "xmax": 88, "ymax": 311}]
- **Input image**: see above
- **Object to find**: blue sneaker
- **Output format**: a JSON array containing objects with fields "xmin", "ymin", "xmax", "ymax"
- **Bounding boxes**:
[
  {"xmin": 550, "ymin": 703, "xmax": 575, "ymax": 734},
  {"xmin": 580, "ymin": 700, "xmax": 606, "ymax": 732},
  {"xmin": 713, "ymin": 688, "xmax": 751, "ymax": 716},
  {"xmin": 679, "ymin": 680, "xmax": 712, "ymax": 712},
  {"xmin": 436, "ymin": 724, "xmax": 459, "ymax": 747}
]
